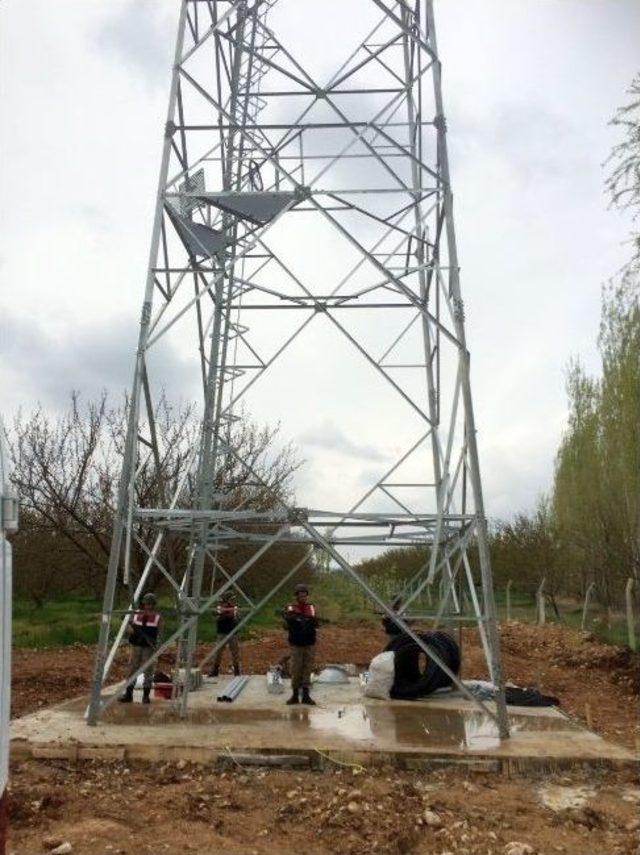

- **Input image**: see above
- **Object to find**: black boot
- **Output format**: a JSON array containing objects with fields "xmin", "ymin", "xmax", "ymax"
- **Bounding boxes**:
[
  {"xmin": 208, "ymin": 668, "xmax": 219, "ymax": 678},
  {"xmin": 233, "ymin": 665, "xmax": 241, "ymax": 677},
  {"xmin": 142, "ymin": 688, "xmax": 151, "ymax": 705},
  {"xmin": 301, "ymin": 688, "xmax": 316, "ymax": 706},
  {"xmin": 286, "ymin": 689, "xmax": 300, "ymax": 705},
  {"xmin": 118, "ymin": 685, "xmax": 133, "ymax": 704}
]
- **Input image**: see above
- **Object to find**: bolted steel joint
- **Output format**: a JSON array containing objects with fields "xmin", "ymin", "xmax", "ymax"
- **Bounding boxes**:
[
  {"xmin": 290, "ymin": 507, "xmax": 309, "ymax": 524},
  {"xmin": 433, "ymin": 114, "xmax": 447, "ymax": 133},
  {"xmin": 294, "ymin": 185, "xmax": 311, "ymax": 201}
]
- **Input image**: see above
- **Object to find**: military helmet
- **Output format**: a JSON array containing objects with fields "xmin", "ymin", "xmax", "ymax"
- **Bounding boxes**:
[
  {"xmin": 294, "ymin": 583, "xmax": 309, "ymax": 594},
  {"xmin": 141, "ymin": 592, "xmax": 157, "ymax": 606}
]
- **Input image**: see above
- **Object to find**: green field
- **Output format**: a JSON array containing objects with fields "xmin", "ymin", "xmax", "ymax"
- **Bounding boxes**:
[
  {"xmin": 12, "ymin": 576, "xmax": 636, "ymax": 649},
  {"xmin": 11, "ymin": 573, "xmax": 375, "ymax": 649},
  {"xmin": 12, "ymin": 595, "xmax": 275, "ymax": 649}
]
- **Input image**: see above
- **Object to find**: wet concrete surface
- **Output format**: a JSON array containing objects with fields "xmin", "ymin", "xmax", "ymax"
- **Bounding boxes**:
[
  {"xmin": 10, "ymin": 676, "xmax": 639, "ymax": 767},
  {"xmin": 100, "ymin": 692, "xmax": 581, "ymax": 753}
]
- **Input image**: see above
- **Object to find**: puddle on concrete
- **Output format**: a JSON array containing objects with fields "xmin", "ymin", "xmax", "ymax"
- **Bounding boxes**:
[
  {"xmin": 101, "ymin": 699, "xmax": 578, "ymax": 752},
  {"xmin": 302, "ymin": 706, "xmax": 577, "ymax": 751},
  {"xmin": 538, "ymin": 784, "xmax": 597, "ymax": 812}
]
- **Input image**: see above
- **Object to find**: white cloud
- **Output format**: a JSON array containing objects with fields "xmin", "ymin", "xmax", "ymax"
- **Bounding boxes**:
[
  {"xmin": 297, "ymin": 421, "xmax": 388, "ymax": 462},
  {"xmin": 0, "ymin": 0, "xmax": 638, "ymax": 523},
  {"xmin": 0, "ymin": 311, "xmax": 196, "ymax": 413},
  {"xmin": 92, "ymin": 0, "xmax": 176, "ymax": 87}
]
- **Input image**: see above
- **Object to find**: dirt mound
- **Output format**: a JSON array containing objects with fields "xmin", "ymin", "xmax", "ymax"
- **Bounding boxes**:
[
  {"xmin": 489, "ymin": 621, "xmax": 640, "ymax": 747},
  {"xmin": 559, "ymin": 637, "xmax": 640, "ymax": 695},
  {"xmin": 499, "ymin": 621, "xmax": 640, "ymax": 689}
]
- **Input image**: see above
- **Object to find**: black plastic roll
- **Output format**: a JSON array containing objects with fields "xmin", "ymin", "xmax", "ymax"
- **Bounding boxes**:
[{"xmin": 384, "ymin": 630, "xmax": 461, "ymax": 700}]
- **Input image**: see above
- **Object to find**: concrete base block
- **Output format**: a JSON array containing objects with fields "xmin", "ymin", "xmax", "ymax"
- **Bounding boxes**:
[{"xmin": 11, "ymin": 676, "xmax": 639, "ymax": 773}]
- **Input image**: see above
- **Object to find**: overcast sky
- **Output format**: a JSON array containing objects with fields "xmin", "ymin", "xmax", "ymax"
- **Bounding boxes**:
[{"xmin": 1, "ymin": 0, "xmax": 638, "ymax": 523}]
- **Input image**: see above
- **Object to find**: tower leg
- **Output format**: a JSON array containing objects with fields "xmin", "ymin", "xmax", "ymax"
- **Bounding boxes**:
[{"xmin": 87, "ymin": 1, "xmax": 189, "ymax": 725}]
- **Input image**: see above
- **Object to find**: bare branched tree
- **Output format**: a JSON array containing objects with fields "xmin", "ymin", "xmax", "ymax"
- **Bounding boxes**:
[{"xmin": 9, "ymin": 393, "xmax": 303, "ymax": 604}]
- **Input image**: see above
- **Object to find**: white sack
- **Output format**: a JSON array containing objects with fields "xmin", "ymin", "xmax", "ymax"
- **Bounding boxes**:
[{"xmin": 362, "ymin": 651, "xmax": 395, "ymax": 699}]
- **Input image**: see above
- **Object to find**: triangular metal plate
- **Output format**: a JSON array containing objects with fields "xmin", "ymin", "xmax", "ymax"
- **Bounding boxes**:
[
  {"xmin": 197, "ymin": 191, "xmax": 297, "ymax": 224},
  {"xmin": 170, "ymin": 211, "xmax": 227, "ymax": 258}
]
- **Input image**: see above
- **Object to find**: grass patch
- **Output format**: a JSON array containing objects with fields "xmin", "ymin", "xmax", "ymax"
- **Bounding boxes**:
[
  {"xmin": 11, "ymin": 588, "xmax": 297, "ymax": 649},
  {"xmin": 11, "ymin": 596, "xmax": 275, "ymax": 649},
  {"xmin": 10, "ymin": 573, "xmax": 377, "ymax": 649},
  {"xmin": 12, "ymin": 583, "xmax": 637, "ymax": 650},
  {"xmin": 312, "ymin": 572, "xmax": 377, "ymax": 623},
  {"xmin": 13, "ymin": 597, "xmax": 103, "ymax": 648}
]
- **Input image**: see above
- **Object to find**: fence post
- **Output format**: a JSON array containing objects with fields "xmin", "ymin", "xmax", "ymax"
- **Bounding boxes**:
[
  {"xmin": 626, "ymin": 578, "xmax": 637, "ymax": 651},
  {"xmin": 581, "ymin": 581, "xmax": 596, "ymax": 631},
  {"xmin": 506, "ymin": 580, "xmax": 513, "ymax": 622},
  {"xmin": 536, "ymin": 577, "xmax": 546, "ymax": 625}
]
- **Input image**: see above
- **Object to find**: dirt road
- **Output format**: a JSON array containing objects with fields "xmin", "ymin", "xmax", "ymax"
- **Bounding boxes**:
[{"xmin": 8, "ymin": 621, "xmax": 640, "ymax": 854}]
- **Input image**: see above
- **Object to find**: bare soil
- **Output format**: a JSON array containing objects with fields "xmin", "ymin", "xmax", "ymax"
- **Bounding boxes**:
[
  {"xmin": 8, "ymin": 758, "xmax": 640, "ymax": 855},
  {"xmin": 8, "ymin": 621, "xmax": 640, "ymax": 855}
]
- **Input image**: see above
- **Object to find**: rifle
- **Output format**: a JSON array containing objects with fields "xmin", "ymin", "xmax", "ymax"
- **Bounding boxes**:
[{"xmin": 274, "ymin": 608, "xmax": 330, "ymax": 625}]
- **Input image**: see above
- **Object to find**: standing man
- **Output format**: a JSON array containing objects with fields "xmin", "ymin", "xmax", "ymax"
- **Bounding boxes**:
[
  {"xmin": 283, "ymin": 583, "xmax": 318, "ymax": 706},
  {"xmin": 119, "ymin": 592, "xmax": 161, "ymax": 704},
  {"xmin": 210, "ymin": 592, "xmax": 241, "ymax": 677}
]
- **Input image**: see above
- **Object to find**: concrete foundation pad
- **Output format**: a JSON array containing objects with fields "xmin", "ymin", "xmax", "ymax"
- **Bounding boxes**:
[{"xmin": 11, "ymin": 676, "xmax": 639, "ymax": 773}]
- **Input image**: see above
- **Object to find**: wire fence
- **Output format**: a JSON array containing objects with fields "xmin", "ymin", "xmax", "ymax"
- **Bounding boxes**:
[
  {"xmin": 11, "ymin": 573, "xmax": 640, "ymax": 652},
  {"xmin": 495, "ymin": 581, "xmax": 639, "ymax": 650}
]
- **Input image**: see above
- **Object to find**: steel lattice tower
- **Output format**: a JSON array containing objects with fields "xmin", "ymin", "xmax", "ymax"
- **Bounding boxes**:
[{"xmin": 88, "ymin": 0, "xmax": 509, "ymax": 737}]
